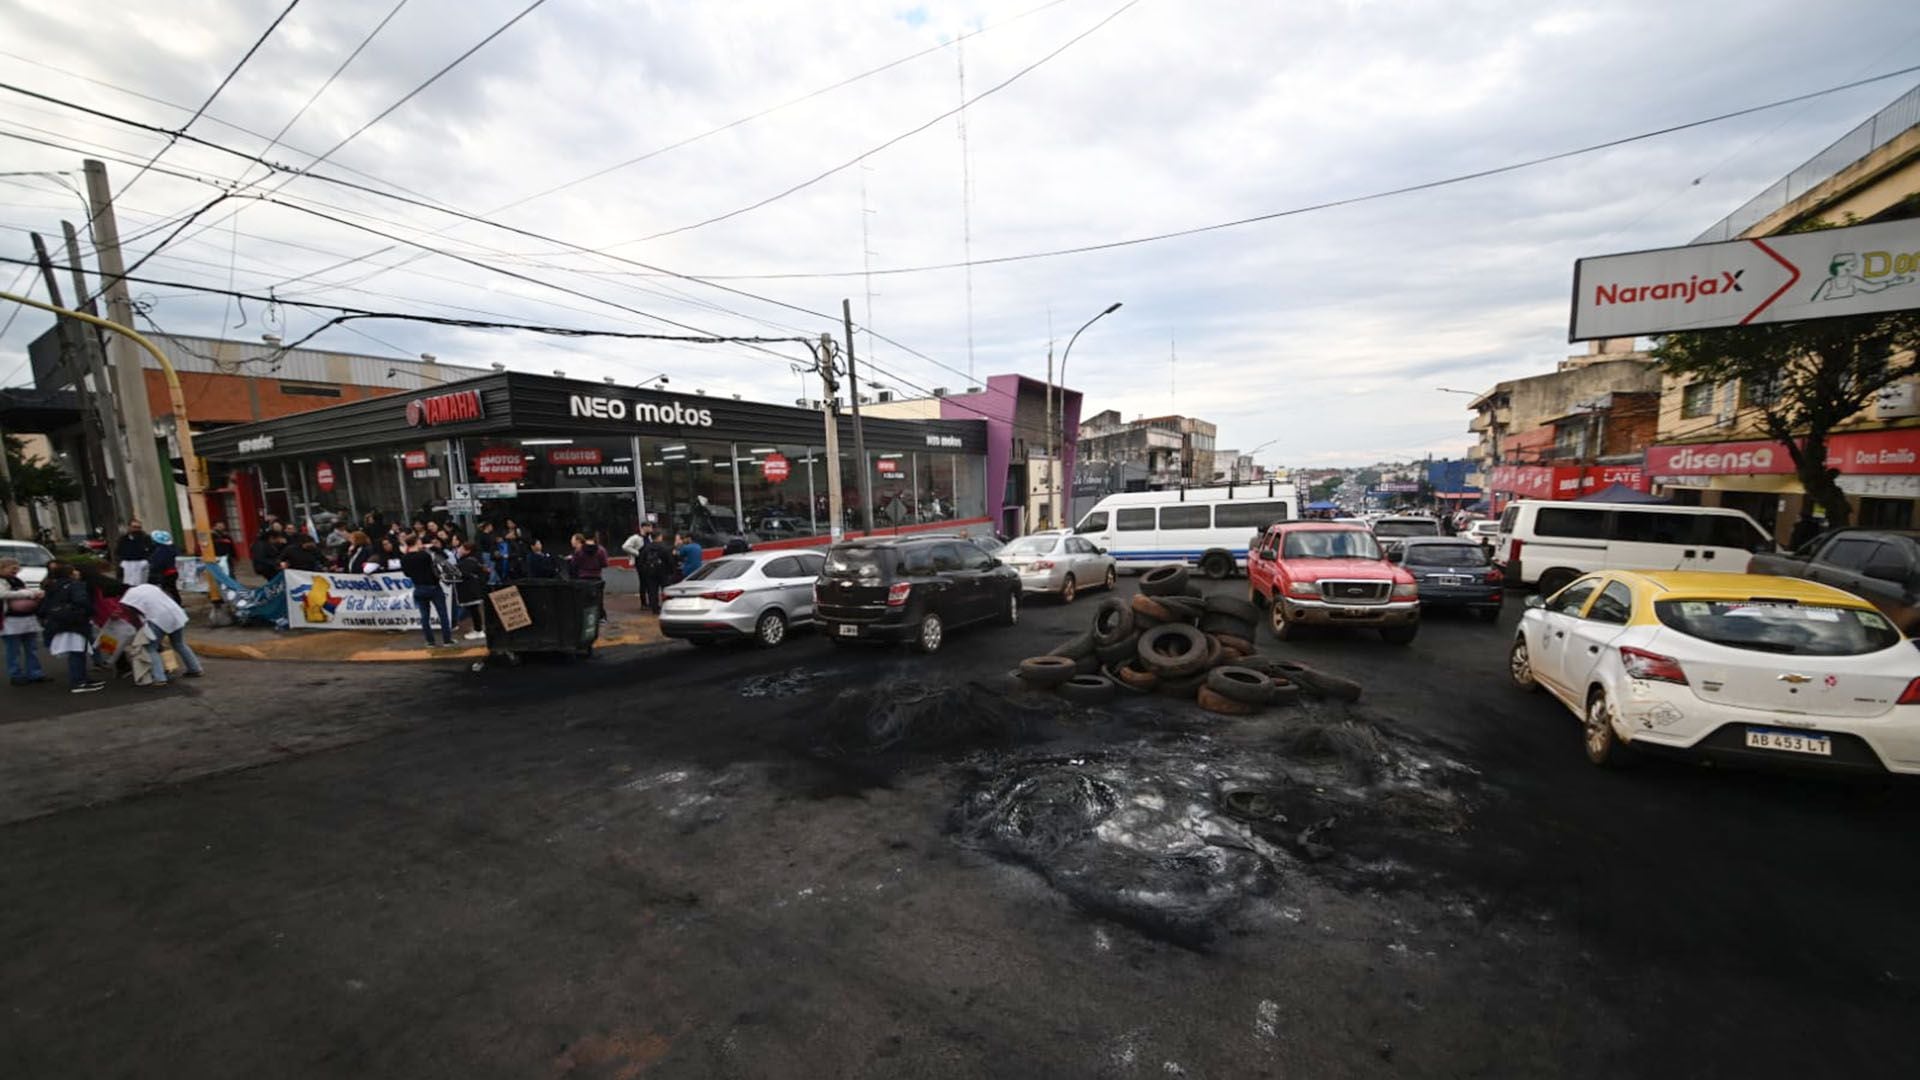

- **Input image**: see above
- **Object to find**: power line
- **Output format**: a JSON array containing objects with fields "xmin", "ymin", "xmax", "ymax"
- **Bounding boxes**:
[
  {"xmin": 115, "ymin": 0, "xmax": 303, "ymax": 203},
  {"xmin": 620, "ymin": 0, "xmax": 1143, "ymax": 246},
  {"xmin": 667, "ymin": 63, "xmax": 1920, "ymax": 280}
]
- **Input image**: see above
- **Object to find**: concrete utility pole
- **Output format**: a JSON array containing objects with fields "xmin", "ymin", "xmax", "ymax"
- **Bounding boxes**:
[
  {"xmin": 83, "ymin": 159, "xmax": 164, "ymax": 526},
  {"xmin": 63, "ymin": 220, "xmax": 130, "ymax": 537},
  {"xmin": 814, "ymin": 334, "xmax": 846, "ymax": 543},
  {"xmin": 28, "ymin": 232, "xmax": 117, "ymax": 542},
  {"xmin": 841, "ymin": 299, "xmax": 874, "ymax": 534}
]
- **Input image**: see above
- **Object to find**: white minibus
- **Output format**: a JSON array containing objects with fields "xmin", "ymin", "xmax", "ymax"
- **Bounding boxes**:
[
  {"xmin": 1494, "ymin": 499, "xmax": 1776, "ymax": 595},
  {"xmin": 1072, "ymin": 484, "xmax": 1298, "ymax": 579}
]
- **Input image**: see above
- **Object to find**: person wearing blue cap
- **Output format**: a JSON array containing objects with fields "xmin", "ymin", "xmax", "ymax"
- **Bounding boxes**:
[{"xmin": 148, "ymin": 529, "xmax": 181, "ymax": 602}]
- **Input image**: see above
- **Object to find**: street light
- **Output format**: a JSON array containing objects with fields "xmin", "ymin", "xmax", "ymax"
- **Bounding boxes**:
[
  {"xmin": 638, "ymin": 373, "xmax": 669, "ymax": 389},
  {"xmin": 1435, "ymin": 386, "xmax": 1482, "ymax": 396},
  {"xmin": 1047, "ymin": 302, "xmax": 1122, "ymax": 530}
]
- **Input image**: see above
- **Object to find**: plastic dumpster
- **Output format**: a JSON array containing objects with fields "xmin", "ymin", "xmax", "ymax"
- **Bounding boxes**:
[{"xmin": 481, "ymin": 579, "xmax": 603, "ymax": 664}]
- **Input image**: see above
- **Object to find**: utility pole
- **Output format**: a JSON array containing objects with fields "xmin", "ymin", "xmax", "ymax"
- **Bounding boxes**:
[
  {"xmin": 814, "ymin": 334, "xmax": 845, "ymax": 543},
  {"xmin": 1043, "ymin": 341, "xmax": 1054, "ymax": 532},
  {"xmin": 83, "ymin": 159, "xmax": 164, "ymax": 526},
  {"xmin": 28, "ymin": 232, "xmax": 117, "ymax": 543},
  {"xmin": 63, "ymin": 220, "xmax": 130, "ymax": 537},
  {"xmin": 841, "ymin": 299, "xmax": 874, "ymax": 534}
]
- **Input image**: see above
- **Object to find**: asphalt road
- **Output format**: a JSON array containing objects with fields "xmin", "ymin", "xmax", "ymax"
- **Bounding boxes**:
[{"xmin": 3, "ymin": 576, "xmax": 1918, "ymax": 1078}]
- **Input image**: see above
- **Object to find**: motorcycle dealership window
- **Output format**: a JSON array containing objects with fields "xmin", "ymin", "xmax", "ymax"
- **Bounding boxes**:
[
  {"xmin": 733, "ymin": 443, "xmax": 824, "ymax": 542},
  {"xmin": 464, "ymin": 435, "xmax": 638, "ymax": 491},
  {"xmin": 640, "ymin": 438, "xmax": 738, "ymax": 545}
]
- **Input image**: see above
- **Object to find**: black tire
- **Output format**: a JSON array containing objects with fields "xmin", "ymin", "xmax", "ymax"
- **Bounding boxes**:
[
  {"xmin": 1113, "ymin": 663, "xmax": 1159, "ymax": 692},
  {"xmin": 1161, "ymin": 596, "xmax": 1207, "ymax": 623},
  {"xmin": 1205, "ymin": 665, "xmax": 1274, "ymax": 705},
  {"xmin": 1197, "ymin": 685, "xmax": 1256, "ymax": 716},
  {"xmin": 1139, "ymin": 565, "xmax": 1190, "ymax": 597},
  {"xmin": 1049, "ymin": 631, "xmax": 1097, "ymax": 660},
  {"xmin": 754, "ymin": 609, "xmax": 788, "ymax": 648},
  {"xmin": 1199, "ymin": 612, "xmax": 1256, "ymax": 641},
  {"xmin": 998, "ymin": 589, "xmax": 1020, "ymax": 627},
  {"xmin": 1260, "ymin": 658, "xmax": 1363, "ymax": 702},
  {"xmin": 1103, "ymin": 565, "xmax": 1117, "ymax": 591},
  {"xmin": 1584, "ymin": 688, "xmax": 1635, "ymax": 768},
  {"xmin": 1204, "ymin": 595, "xmax": 1259, "ymax": 624},
  {"xmin": 1091, "ymin": 598, "xmax": 1136, "ymax": 646},
  {"xmin": 1268, "ymin": 677, "xmax": 1301, "ymax": 706},
  {"xmin": 1018, "ymin": 655, "xmax": 1080, "ymax": 686},
  {"xmin": 1058, "ymin": 674, "xmax": 1118, "ymax": 705},
  {"xmin": 1104, "ymin": 664, "xmax": 1152, "ymax": 695},
  {"xmin": 1157, "ymin": 670, "xmax": 1209, "ymax": 698},
  {"xmin": 1130, "ymin": 594, "xmax": 1173, "ymax": 625},
  {"xmin": 1214, "ymin": 633, "xmax": 1255, "ymax": 655},
  {"xmin": 1199, "ymin": 551, "xmax": 1235, "ymax": 580},
  {"xmin": 1380, "ymin": 623, "xmax": 1419, "ymax": 646},
  {"xmin": 1536, "ymin": 568, "xmax": 1579, "ymax": 598},
  {"xmin": 1059, "ymin": 574, "xmax": 1078, "ymax": 605},
  {"xmin": 1137, "ymin": 623, "xmax": 1212, "ymax": 677},
  {"xmin": 1509, "ymin": 635, "xmax": 1540, "ymax": 691},
  {"xmin": 1095, "ymin": 632, "xmax": 1140, "ymax": 667},
  {"xmin": 1184, "ymin": 583, "xmax": 1205, "ymax": 599},
  {"xmin": 911, "ymin": 611, "xmax": 945, "ymax": 654}
]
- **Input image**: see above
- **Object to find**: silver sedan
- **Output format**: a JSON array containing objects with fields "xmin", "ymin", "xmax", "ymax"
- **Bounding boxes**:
[
  {"xmin": 999, "ymin": 530, "xmax": 1117, "ymax": 603},
  {"xmin": 660, "ymin": 549, "xmax": 828, "ymax": 647}
]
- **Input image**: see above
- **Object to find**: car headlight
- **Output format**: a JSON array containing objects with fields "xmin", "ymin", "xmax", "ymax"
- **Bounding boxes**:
[
  {"xmin": 1286, "ymin": 579, "xmax": 1320, "ymax": 597},
  {"xmin": 1391, "ymin": 583, "xmax": 1419, "ymax": 599}
]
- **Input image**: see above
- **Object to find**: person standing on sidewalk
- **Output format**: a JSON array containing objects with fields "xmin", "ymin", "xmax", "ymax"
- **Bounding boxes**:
[
  {"xmin": 149, "ymin": 530, "xmax": 181, "ymax": 601},
  {"xmin": 566, "ymin": 533, "xmax": 611, "ymax": 625},
  {"xmin": 636, "ymin": 527, "xmax": 671, "ymax": 614},
  {"xmin": 399, "ymin": 539, "xmax": 455, "ymax": 647},
  {"xmin": 38, "ymin": 561, "xmax": 103, "ymax": 694},
  {"xmin": 674, "ymin": 532, "xmax": 703, "ymax": 584},
  {"xmin": 119, "ymin": 582, "xmax": 205, "ymax": 686},
  {"xmin": 115, "ymin": 518, "xmax": 154, "ymax": 586},
  {"xmin": 621, "ymin": 524, "xmax": 648, "ymax": 595},
  {"xmin": 0, "ymin": 557, "xmax": 48, "ymax": 686},
  {"xmin": 209, "ymin": 523, "xmax": 236, "ymax": 578},
  {"xmin": 454, "ymin": 540, "xmax": 489, "ymax": 641}
]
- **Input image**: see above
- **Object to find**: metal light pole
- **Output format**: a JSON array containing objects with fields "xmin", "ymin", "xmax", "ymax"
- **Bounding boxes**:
[{"xmin": 1049, "ymin": 302, "xmax": 1121, "ymax": 530}]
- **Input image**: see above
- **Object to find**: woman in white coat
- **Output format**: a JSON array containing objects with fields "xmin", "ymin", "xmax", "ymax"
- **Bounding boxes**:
[{"xmin": 118, "ymin": 583, "xmax": 204, "ymax": 686}]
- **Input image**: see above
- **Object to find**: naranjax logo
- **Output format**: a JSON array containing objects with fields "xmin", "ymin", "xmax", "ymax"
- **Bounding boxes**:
[{"xmin": 1595, "ymin": 270, "xmax": 1743, "ymax": 307}]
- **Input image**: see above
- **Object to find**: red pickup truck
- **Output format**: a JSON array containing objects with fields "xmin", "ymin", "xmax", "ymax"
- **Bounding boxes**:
[{"xmin": 1247, "ymin": 522, "xmax": 1421, "ymax": 644}]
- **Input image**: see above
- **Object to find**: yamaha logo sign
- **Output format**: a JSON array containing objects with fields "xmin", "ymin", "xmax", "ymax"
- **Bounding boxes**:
[{"xmin": 407, "ymin": 389, "xmax": 485, "ymax": 427}]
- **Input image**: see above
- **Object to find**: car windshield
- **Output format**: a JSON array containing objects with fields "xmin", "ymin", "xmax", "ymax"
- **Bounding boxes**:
[
  {"xmin": 2, "ymin": 545, "xmax": 51, "ymax": 567},
  {"xmin": 1374, "ymin": 520, "xmax": 1440, "ymax": 538},
  {"xmin": 1282, "ymin": 530, "xmax": 1380, "ymax": 560},
  {"xmin": 686, "ymin": 559, "xmax": 750, "ymax": 582},
  {"xmin": 1654, "ymin": 599, "xmax": 1901, "ymax": 656},
  {"xmin": 1002, "ymin": 537, "xmax": 1058, "ymax": 557},
  {"xmin": 1404, "ymin": 544, "xmax": 1489, "ymax": 567},
  {"xmin": 825, "ymin": 547, "xmax": 890, "ymax": 579}
]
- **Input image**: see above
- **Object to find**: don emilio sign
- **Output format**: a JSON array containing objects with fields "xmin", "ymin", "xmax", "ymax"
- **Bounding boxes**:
[{"xmin": 1571, "ymin": 217, "xmax": 1920, "ymax": 340}]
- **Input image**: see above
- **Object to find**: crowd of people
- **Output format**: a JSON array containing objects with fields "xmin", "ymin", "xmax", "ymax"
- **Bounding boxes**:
[{"xmin": 1, "ymin": 541, "xmax": 203, "ymax": 695}]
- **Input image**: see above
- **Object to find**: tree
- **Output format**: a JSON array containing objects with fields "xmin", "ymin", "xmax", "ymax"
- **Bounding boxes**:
[
  {"xmin": 1310, "ymin": 477, "xmax": 1341, "ymax": 503},
  {"xmin": 1654, "ymin": 309, "xmax": 1920, "ymax": 530},
  {"xmin": 0, "ymin": 435, "xmax": 81, "ymax": 537}
]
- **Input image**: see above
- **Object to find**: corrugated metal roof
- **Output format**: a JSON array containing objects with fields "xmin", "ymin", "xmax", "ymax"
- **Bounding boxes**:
[{"xmin": 137, "ymin": 333, "xmax": 489, "ymax": 392}]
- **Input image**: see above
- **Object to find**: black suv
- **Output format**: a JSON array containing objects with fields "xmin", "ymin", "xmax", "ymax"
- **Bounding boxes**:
[{"xmin": 815, "ymin": 535, "xmax": 1020, "ymax": 653}]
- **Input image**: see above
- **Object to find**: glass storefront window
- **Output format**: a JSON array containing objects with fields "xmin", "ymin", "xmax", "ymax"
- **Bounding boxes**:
[
  {"xmin": 641, "ymin": 437, "xmax": 738, "ymax": 546},
  {"xmin": 735, "ymin": 443, "xmax": 827, "ymax": 543},
  {"xmin": 872, "ymin": 451, "xmax": 914, "ymax": 528}
]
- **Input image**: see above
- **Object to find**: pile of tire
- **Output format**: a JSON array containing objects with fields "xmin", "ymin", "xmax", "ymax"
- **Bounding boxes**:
[{"xmin": 1014, "ymin": 564, "xmax": 1353, "ymax": 716}]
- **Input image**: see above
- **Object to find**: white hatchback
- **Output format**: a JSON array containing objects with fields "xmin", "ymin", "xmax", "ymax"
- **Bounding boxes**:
[{"xmin": 1509, "ymin": 570, "xmax": 1920, "ymax": 774}]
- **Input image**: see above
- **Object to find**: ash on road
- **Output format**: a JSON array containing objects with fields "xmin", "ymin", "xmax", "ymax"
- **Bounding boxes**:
[{"xmin": 3, "ymin": 578, "xmax": 1918, "ymax": 1078}]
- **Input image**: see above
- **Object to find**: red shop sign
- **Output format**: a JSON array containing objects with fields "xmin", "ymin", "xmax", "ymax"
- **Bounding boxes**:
[
  {"xmin": 549, "ymin": 447, "xmax": 603, "ymax": 467},
  {"xmin": 877, "ymin": 457, "xmax": 901, "ymax": 475},
  {"xmin": 472, "ymin": 446, "xmax": 527, "ymax": 483},
  {"xmin": 401, "ymin": 450, "xmax": 429, "ymax": 469},
  {"xmin": 314, "ymin": 461, "xmax": 335, "ymax": 492},
  {"xmin": 1648, "ymin": 429, "xmax": 1920, "ymax": 478},
  {"xmin": 761, "ymin": 453, "xmax": 790, "ymax": 483}
]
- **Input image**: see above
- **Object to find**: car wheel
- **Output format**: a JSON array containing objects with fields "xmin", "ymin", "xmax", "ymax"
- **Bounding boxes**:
[
  {"xmin": 1200, "ymin": 551, "xmax": 1234, "ymax": 580},
  {"xmin": 1268, "ymin": 600, "xmax": 1294, "ymax": 640},
  {"xmin": 1508, "ymin": 635, "xmax": 1539, "ymax": 691},
  {"xmin": 1060, "ymin": 574, "xmax": 1077, "ymax": 604},
  {"xmin": 1103, "ymin": 565, "xmax": 1117, "ymax": 591},
  {"xmin": 999, "ymin": 590, "xmax": 1020, "ymax": 627},
  {"xmin": 1584, "ymin": 688, "xmax": 1634, "ymax": 768},
  {"xmin": 754, "ymin": 609, "xmax": 787, "ymax": 648},
  {"xmin": 1380, "ymin": 624, "xmax": 1418, "ymax": 646},
  {"xmin": 912, "ymin": 611, "xmax": 945, "ymax": 654}
]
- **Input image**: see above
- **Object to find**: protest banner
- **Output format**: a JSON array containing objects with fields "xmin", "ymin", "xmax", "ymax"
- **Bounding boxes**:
[{"xmin": 285, "ymin": 569, "xmax": 421, "ymax": 631}]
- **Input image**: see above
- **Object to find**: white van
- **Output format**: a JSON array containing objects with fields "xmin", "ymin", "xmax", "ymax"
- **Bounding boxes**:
[
  {"xmin": 1073, "ymin": 484, "xmax": 1297, "ymax": 579},
  {"xmin": 1495, "ymin": 499, "xmax": 1776, "ymax": 595}
]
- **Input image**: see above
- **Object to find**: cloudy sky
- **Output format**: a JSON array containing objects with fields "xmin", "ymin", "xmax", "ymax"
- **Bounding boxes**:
[{"xmin": 3, "ymin": 0, "xmax": 1918, "ymax": 467}]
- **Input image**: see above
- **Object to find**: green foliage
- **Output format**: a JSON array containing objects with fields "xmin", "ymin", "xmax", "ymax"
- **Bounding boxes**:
[
  {"xmin": 0, "ymin": 434, "xmax": 81, "ymax": 509},
  {"xmin": 1310, "ymin": 477, "xmax": 1341, "ymax": 502}
]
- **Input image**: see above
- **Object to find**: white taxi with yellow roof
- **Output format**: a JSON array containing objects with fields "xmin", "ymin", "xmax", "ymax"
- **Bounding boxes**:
[{"xmin": 1509, "ymin": 571, "xmax": 1920, "ymax": 773}]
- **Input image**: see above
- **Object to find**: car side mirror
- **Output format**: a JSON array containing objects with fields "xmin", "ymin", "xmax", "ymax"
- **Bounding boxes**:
[
  {"xmin": 1385, "ymin": 550, "xmax": 1402, "ymax": 563},
  {"xmin": 1095, "ymin": 546, "xmax": 1107, "ymax": 555},
  {"xmin": 1524, "ymin": 595, "xmax": 1545, "ymax": 609}
]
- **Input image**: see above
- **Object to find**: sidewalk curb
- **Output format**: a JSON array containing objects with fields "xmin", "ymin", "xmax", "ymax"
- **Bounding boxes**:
[{"xmin": 193, "ymin": 626, "xmax": 663, "ymax": 663}]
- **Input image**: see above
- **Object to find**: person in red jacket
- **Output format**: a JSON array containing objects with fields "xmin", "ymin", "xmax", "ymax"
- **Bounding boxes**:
[{"xmin": 566, "ymin": 533, "xmax": 610, "ymax": 626}]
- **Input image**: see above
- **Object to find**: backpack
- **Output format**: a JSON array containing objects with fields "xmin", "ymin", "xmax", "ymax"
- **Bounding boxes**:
[
  {"xmin": 640, "ymin": 542, "xmax": 670, "ymax": 573},
  {"xmin": 434, "ymin": 558, "xmax": 464, "ymax": 586}
]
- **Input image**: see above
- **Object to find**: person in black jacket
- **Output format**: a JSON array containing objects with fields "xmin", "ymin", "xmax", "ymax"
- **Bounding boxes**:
[
  {"xmin": 250, "ymin": 533, "xmax": 284, "ymax": 579},
  {"xmin": 38, "ymin": 561, "xmax": 104, "ymax": 693},
  {"xmin": 525, "ymin": 537, "xmax": 560, "ymax": 579},
  {"xmin": 398, "ymin": 539, "xmax": 455, "ymax": 647},
  {"xmin": 454, "ymin": 540, "xmax": 489, "ymax": 640},
  {"xmin": 636, "ymin": 527, "xmax": 671, "ymax": 614},
  {"xmin": 114, "ymin": 518, "xmax": 155, "ymax": 586}
]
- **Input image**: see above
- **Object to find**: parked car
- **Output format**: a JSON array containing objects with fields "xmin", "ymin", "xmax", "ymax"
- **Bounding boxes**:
[
  {"xmin": 0, "ymin": 540, "xmax": 54, "ymax": 585},
  {"xmin": 1467, "ymin": 519, "xmax": 1502, "ymax": 549},
  {"xmin": 1247, "ymin": 522, "xmax": 1421, "ymax": 644},
  {"xmin": 1391, "ymin": 537, "xmax": 1503, "ymax": 619},
  {"xmin": 814, "ymin": 535, "xmax": 1019, "ymax": 653},
  {"xmin": 1747, "ymin": 528, "xmax": 1920, "ymax": 634},
  {"xmin": 1371, "ymin": 515, "xmax": 1443, "ymax": 559},
  {"xmin": 1509, "ymin": 570, "xmax": 1920, "ymax": 773},
  {"xmin": 659, "ymin": 550, "xmax": 827, "ymax": 647},
  {"xmin": 1073, "ymin": 482, "xmax": 1301, "ymax": 579},
  {"xmin": 998, "ymin": 529, "xmax": 1117, "ymax": 602},
  {"xmin": 1493, "ymin": 500, "xmax": 1774, "ymax": 595}
]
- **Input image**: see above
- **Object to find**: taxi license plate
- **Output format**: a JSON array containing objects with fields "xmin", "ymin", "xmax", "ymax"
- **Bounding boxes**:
[
  {"xmin": 1745, "ymin": 728, "xmax": 1832, "ymax": 756},
  {"xmin": 838, "ymin": 624, "xmax": 859, "ymax": 637}
]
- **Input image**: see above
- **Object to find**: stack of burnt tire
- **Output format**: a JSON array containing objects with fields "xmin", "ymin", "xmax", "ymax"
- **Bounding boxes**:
[{"xmin": 1016, "ymin": 564, "xmax": 1321, "ymax": 716}]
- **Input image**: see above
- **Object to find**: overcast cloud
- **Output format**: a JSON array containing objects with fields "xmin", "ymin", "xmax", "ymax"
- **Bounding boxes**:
[{"xmin": 3, "ymin": 0, "xmax": 1919, "ymax": 467}]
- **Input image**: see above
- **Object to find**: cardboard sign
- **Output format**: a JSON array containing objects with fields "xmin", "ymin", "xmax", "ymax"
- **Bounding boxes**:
[{"xmin": 490, "ymin": 585, "xmax": 532, "ymax": 631}]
